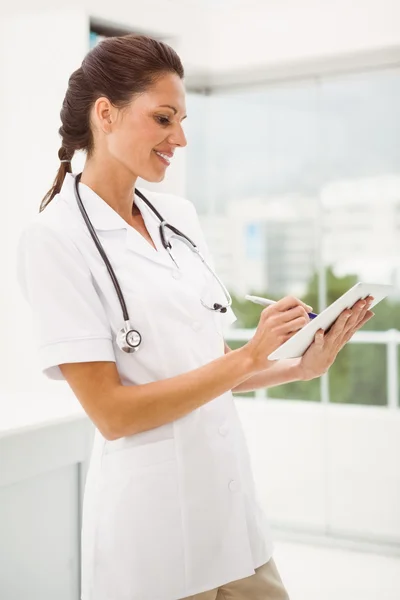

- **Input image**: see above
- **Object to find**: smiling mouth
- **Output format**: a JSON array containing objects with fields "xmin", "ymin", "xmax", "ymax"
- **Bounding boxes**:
[{"xmin": 153, "ymin": 150, "xmax": 171, "ymax": 166}]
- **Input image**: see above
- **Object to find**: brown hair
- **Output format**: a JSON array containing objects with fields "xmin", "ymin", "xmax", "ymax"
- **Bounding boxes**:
[{"xmin": 40, "ymin": 34, "xmax": 184, "ymax": 212}]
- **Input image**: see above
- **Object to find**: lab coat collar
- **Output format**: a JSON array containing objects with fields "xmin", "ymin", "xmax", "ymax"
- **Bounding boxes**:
[
  {"xmin": 60, "ymin": 173, "xmax": 174, "ymax": 268},
  {"xmin": 61, "ymin": 172, "xmax": 132, "ymax": 231}
]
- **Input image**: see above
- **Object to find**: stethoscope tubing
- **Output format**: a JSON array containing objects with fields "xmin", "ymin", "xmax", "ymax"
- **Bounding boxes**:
[
  {"xmin": 73, "ymin": 172, "xmax": 232, "ymax": 351},
  {"xmin": 74, "ymin": 172, "xmax": 130, "ymax": 322}
]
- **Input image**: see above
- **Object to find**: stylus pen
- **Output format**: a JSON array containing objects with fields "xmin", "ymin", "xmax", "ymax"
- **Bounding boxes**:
[{"xmin": 245, "ymin": 294, "xmax": 319, "ymax": 319}]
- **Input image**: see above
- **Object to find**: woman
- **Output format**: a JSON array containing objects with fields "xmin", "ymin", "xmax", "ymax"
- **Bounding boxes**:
[{"xmin": 17, "ymin": 34, "xmax": 374, "ymax": 600}]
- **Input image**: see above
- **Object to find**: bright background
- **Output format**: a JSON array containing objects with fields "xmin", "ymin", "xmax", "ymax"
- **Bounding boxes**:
[{"xmin": 0, "ymin": 1, "xmax": 399, "ymax": 599}]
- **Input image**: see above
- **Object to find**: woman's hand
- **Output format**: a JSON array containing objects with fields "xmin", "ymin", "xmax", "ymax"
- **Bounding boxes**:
[
  {"xmin": 243, "ymin": 295, "xmax": 313, "ymax": 372},
  {"xmin": 299, "ymin": 296, "xmax": 375, "ymax": 381}
]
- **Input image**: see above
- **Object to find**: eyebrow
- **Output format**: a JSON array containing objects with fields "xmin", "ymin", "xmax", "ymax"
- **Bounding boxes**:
[{"xmin": 158, "ymin": 104, "xmax": 187, "ymax": 120}]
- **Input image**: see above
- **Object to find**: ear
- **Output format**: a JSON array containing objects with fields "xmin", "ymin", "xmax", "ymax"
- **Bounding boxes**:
[{"xmin": 93, "ymin": 97, "xmax": 114, "ymax": 132}]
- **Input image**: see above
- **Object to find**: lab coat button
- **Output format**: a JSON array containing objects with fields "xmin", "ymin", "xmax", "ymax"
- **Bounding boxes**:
[
  {"xmin": 192, "ymin": 321, "xmax": 202, "ymax": 331},
  {"xmin": 229, "ymin": 480, "xmax": 239, "ymax": 492},
  {"xmin": 218, "ymin": 424, "xmax": 229, "ymax": 436},
  {"xmin": 171, "ymin": 269, "xmax": 181, "ymax": 280}
]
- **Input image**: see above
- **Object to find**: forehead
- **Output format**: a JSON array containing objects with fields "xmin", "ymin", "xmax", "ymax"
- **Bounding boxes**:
[{"xmin": 137, "ymin": 73, "xmax": 186, "ymax": 113}]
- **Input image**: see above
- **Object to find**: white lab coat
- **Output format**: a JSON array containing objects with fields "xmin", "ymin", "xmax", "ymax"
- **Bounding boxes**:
[{"xmin": 17, "ymin": 173, "xmax": 274, "ymax": 600}]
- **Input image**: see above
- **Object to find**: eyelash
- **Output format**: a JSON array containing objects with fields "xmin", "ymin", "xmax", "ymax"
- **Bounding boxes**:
[{"xmin": 155, "ymin": 115, "xmax": 171, "ymax": 126}]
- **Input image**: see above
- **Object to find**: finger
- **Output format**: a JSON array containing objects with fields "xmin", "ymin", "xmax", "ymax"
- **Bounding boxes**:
[
  {"xmin": 353, "ymin": 310, "xmax": 375, "ymax": 332},
  {"xmin": 281, "ymin": 326, "xmax": 321, "ymax": 345},
  {"xmin": 346, "ymin": 298, "xmax": 374, "ymax": 334},
  {"xmin": 279, "ymin": 305, "xmax": 310, "ymax": 324},
  {"xmin": 348, "ymin": 295, "xmax": 373, "ymax": 310},
  {"xmin": 275, "ymin": 295, "xmax": 313, "ymax": 313},
  {"xmin": 279, "ymin": 315, "xmax": 309, "ymax": 334},
  {"xmin": 343, "ymin": 311, "xmax": 375, "ymax": 344},
  {"xmin": 345, "ymin": 299, "xmax": 368, "ymax": 330},
  {"xmin": 358, "ymin": 296, "xmax": 374, "ymax": 317},
  {"xmin": 350, "ymin": 296, "xmax": 374, "ymax": 317},
  {"xmin": 326, "ymin": 308, "xmax": 352, "ymax": 343}
]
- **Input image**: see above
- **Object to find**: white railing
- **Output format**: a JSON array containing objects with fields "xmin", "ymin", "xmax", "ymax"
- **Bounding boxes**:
[{"xmin": 225, "ymin": 328, "xmax": 400, "ymax": 409}]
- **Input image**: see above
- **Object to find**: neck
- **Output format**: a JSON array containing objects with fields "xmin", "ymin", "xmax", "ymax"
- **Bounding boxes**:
[{"xmin": 80, "ymin": 158, "xmax": 139, "ymax": 221}]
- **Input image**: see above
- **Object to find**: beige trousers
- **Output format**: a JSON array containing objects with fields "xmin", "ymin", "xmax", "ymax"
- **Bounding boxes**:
[{"xmin": 179, "ymin": 558, "xmax": 290, "ymax": 600}]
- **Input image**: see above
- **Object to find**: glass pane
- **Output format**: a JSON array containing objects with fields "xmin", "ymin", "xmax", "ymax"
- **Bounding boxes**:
[
  {"xmin": 185, "ymin": 92, "xmax": 210, "ymax": 214},
  {"xmin": 328, "ymin": 343, "xmax": 387, "ymax": 406},
  {"xmin": 206, "ymin": 84, "xmax": 321, "ymax": 216},
  {"xmin": 187, "ymin": 83, "xmax": 322, "ymax": 400},
  {"xmin": 318, "ymin": 69, "xmax": 400, "ymax": 329},
  {"xmin": 267, "ymin": 378, "xmax": 320, "ymax": 402},
  {"xmin": 186, "ymin": 69, "xmax": 400, "ymax": 406},
  {"xmin": 398, "ymin": 346, "xmax": 400, "ymax": 408}
]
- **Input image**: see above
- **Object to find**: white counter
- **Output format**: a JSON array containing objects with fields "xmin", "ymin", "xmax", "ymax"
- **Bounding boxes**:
[
  {"xmin": 0, "ymin": 385, "xmax": 85, "ymax": 438},
  {"xmin": 0, "ymin": 384, "xmax": 92, "ymax": 600}
]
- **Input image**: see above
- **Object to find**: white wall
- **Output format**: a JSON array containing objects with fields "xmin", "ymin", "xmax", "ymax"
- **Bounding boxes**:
[
  {"xmin": 2, "ymin": 1, "xmax": 400, "ymax": 73},
  {"xmin": 1, "ymin": 9, "xmax": 90, "ymax": 391},
  {"xmin": 208, "ymin": 0, "xmax": 400, "ymax": 71},
  {"xmin": 0, "ymin": 0, "xmax": 210, "ymax": 71},
  {"xmin": 236, "ymin": 398, "xmax": 400, "ymax": 544}
]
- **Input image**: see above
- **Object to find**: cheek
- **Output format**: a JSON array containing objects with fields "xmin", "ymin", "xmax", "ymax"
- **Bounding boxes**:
[
  {"xmin": 108, "ymin": 118, "xmax": 165, "ymax": 166},
  {"xmin": 108, "ymin": 130, "xmax": 144, "ymax": 164},
  {"xmin": 132, "ymin": 118, "xmax": 167, "ymax": 149}
]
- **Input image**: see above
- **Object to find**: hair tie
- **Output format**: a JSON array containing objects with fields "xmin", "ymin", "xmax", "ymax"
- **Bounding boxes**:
[{"xmin": 60, "ymin": 159, "xmax": 71, "ymax": 163}]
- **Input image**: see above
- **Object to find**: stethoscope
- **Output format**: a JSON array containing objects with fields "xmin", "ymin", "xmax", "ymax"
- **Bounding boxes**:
[{"xmin": 73, "ymin": 172, "xmax": 232, "ymax": 353}]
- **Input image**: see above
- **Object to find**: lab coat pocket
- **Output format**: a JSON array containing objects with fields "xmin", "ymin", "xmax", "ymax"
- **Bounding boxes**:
[
  {"xmin": 94, "ymin": 438, "xmax": 185, "ymax": 600},
  {"xmin": 100, "ymin": 437, "xmax": 176, "ymax": 478}
]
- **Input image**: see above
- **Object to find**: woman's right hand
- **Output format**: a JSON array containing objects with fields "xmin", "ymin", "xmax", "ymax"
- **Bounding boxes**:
[{"xmin": 243, "ymin": 296, "xmax": 313, "ymax": 372}]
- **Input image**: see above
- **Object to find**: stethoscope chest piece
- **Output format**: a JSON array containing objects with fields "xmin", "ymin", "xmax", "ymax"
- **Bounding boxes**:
[{"xmin": 117, "ymin": 326, "xmax": 142, "ymax": 353}]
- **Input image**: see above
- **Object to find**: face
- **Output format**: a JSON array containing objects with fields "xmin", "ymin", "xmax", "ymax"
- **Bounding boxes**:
[{"xmin": 92, "ymin": 73, "xmax": 187, "ymax": 182}]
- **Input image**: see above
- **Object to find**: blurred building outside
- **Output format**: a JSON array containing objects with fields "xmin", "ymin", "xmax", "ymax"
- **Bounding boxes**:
[{"xmin": 199, "ymin": 173, "xmax": 400, "ymax": 299}]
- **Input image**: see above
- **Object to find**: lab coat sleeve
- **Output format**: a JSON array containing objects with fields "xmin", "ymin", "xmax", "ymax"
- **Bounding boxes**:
[
  {"xmin": 17, "ymin": 222, "xmax": 116, "ymax": 381},
  {"xmin": 185, "ymin": 201, "xmax": 237, "ymax": 330}
]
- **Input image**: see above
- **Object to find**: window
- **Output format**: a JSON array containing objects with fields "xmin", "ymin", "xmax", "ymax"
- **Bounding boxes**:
[{"xmin": 186, "ymin": 68, "xmax": 400, "ymax": 406}]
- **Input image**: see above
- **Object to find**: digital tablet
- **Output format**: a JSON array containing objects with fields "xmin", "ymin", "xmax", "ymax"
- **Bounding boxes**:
[{"xmin": 267, "ymin": 282, "xmax": 394, "ymax": 361}]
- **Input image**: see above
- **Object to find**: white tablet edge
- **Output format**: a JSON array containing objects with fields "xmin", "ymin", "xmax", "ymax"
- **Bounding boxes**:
[{"xmin": 267, "ymin": 282, "xmax": 394, "ymax": 361}]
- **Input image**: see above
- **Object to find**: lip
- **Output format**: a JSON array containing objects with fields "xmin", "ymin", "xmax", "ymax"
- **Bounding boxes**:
[
  {"xmin": 154, "ymin": 149, "xmax": 174, "ymax": 158},
  {"xmin": 154, "ymin": 150, "xmax": 171, "ymax": 167}
]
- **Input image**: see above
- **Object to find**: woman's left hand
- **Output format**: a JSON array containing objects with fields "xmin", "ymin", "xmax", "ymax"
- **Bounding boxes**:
[{"xmin": 299, "ymin": 296, "xmax": 375, "ymax": 381}]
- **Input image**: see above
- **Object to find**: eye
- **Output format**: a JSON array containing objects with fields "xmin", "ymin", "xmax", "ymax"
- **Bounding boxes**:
[{"xmin": 155, "ymin": 115, "xmax": 171, "ymax": 126}]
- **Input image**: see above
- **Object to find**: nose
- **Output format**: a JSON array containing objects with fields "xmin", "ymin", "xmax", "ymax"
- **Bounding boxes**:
[{"xmin": 168, "ymin": 122, "xmax": 187, "ymax": 148}]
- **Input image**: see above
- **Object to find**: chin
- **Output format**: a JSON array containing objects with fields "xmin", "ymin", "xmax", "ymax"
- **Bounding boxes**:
[{"xmin": 141, "ymin": 171, "xmax": 166, "ymax": 184}]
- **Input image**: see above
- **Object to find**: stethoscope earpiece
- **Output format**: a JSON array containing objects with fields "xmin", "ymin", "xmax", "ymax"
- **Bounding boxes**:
[{"xmin": 213, "ymin": 303, "xmax": 227, "ymax": 313}]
